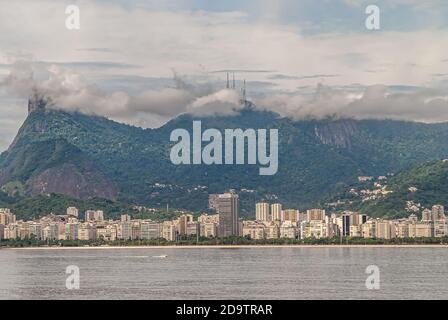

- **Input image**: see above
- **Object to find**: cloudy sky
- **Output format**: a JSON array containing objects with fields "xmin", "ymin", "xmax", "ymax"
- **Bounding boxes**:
[{"xmin": 1, "ymin": 0, "xmax": 448, "ymax": 150}]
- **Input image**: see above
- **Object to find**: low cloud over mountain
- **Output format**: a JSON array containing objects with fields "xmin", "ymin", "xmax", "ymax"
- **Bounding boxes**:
[
  {"xmin": 1, "ymin": 61, "xmax": 244, "ymax": 125},
  {"xmin": 2, "ymin": 61, "xmax": 448, "ymax": 127}
]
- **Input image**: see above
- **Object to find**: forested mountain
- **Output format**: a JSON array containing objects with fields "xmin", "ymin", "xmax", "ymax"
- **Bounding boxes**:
[{"xmin": 2, "ymin": 100, "xmax": 448, "ymax": 218}]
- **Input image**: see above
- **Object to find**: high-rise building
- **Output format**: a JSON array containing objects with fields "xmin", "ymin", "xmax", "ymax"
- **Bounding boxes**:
[
  {"xmin": 200, "ymin": 222, "xmax": 218, "ymax": 238},
  {"xmin": 280, "ymin": 221, "xmax": 297, "ymax": 239},
  {"xmin": 57, "ymin": 223, "xmax": 66, "ymax": 240},
  {"xmin": 0, "ymin": 208, "xmax": 16, "ymax": 225},
  {"xmin": 415, "ymin": 222, "xmax": 434, "ymax": 237},
  {"xmin": 302, "ymin": 220, "xmax": 328, "ymax": 239},
  {"xmin": 132, "ymin": 222, "xmax": 141, "ymax": 240},
  {"xmin": 66, "ymin": 207, "xmax": 79, "ymax": 218},
  {"xmin": 397, "ymin": 221, "xmax": 410, "ymax": 238},
  {"xmin": 255, "ymin": 203, "xmax": 270, "ymax": 221},
  {"xmin": 29, "ymin": 223, "xmax": 42, "ymax": 240},
  {"xmin": 78, "ymin": 224, "xmax": 96, "ymax": 241},
  {"xmin": 434, "ymin": 220, "xmax": 448, "ymax": 238},
  {"xmin": 118, "ymin": 221, "xmax": 133, "ymax": 240},
  {"xmin": 376, "ymin": 220, "xmax": 393, "ymax": 239},
  {"xmin": 208, "ymin": 194, "xmax": 220, "ymax": 212},
  {"xmin": 198, "ymin": 214, "xmax": 219, "ymax": 237},
  {"xmin": 186, "ymin": 221, "xmax": 199, "ymax": 236},
  {"xmin": 198, "ymin": 214, "xmax": 219, "ymax": 224},
  {"xmin": 264, "ymin": 222, "xmax": 280, "ymax": 239},
  {"xmin": 306, "ymin": 209, "xmax": 325, "ymax": 222},
  {"xmin": 85, "ymin": 210, "xmax": 95, "ymax": 222},
  {"xmin": 408, "ymin": 222, "xmax": 417, "ymax": 238},
  {"xmin": 361, "ymin": 221, "xmax": 376, "ymax": 238},
  {"xmin": 342, "ymin": 214, "xmax": 351, "ymax": 236},
  {"xmin": 96, "ymin": 225, "xmax": 116, "ymax": 241},
  {"xmin": 4, "ymin": 224, "xmax": 18, "ymax": 240},
  {"xmin": 178, "ymin": 214, "xmax": 194, "ymax": 235},
  {"xmin": 85, "ymin": 210, "xmax": 104, "ymax": 222},
  {"xmin": 339, "ymin": 212, "xmax": 365, "ymax": 236},
  {"xmin": 65, "ymin": 222, "xmax": 79, "ymax": 240},
  {"xmin": 141, "ymin": 221, "xmax": 161, "ymax": 239},
  {"xmin": 162, "ymin": 221, "xmax": 177, "ymax": 241},
  {"xmin": 95, "ymin": 210, "xmax": 104, "ymax": 222},
  {"xmin": 242, "ymin": 221, "xmax": 265, "ymax": 240},
  {"xmin": 432, "ymin": 205, "xmax": 445, "ymax": 221},
  {"xmin": 270, "ymin": 204, "xmax": 282, "ymax": 221},
  {"xmin": 283, "ymin": 209, "xmax": 299, "ymax": 222},
  {"xmin": 43, "ymin": 223, "xmax": 59, "ymax": 241},
  {"xmin": 349, "ymin": 225, "xmax": 362, "ymax": 237},
  {"xmin": 218, "ymin": 190, "xmax": 240, "ymax": 237},
  {"xmin": 351, "ymin": 213, "xmax": 367, "ymax": 226},
  {"xmin": 422, "ymin": 209, "xmax": 432, "ymax": 222}
]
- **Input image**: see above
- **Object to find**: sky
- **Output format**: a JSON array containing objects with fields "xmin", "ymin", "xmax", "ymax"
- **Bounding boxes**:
[{"xmin": 0, "ymin": 0, "xmax": 448, "ymax": 150}]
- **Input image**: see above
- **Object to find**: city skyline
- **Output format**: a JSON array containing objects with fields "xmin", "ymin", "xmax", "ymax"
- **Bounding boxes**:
[{"xmin": 1, "ymin": 189, "xmax": 447, "ymax": 244}]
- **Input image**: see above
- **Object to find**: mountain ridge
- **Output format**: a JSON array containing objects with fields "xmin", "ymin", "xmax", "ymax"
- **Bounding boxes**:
[{"xmin": 3, "ymin": 103, "xmax": 448, "ymax": 215}]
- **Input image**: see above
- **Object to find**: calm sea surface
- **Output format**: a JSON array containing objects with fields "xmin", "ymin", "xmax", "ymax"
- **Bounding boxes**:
[{"xmin": 0, "ymin": 247, "xmax": 447, "ymax": 300}]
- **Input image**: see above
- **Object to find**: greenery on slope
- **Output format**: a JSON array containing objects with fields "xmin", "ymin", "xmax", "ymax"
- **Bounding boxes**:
[
  {"xmin": 326, "ymin": 160, "xmax": 448, "ymax": 219},
  {"xmin": 0, "ymin": 191, "xmax": 202, "ymax": 221},
  {"xmin": 0, "ymin": 193, "xmax": 137, "ymax": 220},
  {"xmin": 4, "ymin": 108, "xmax": 448, "ymax": 218},
  {"xmin": 364, "ymin": 160, "xmax": 448, "ymax": 217},
  {"xmin": 1, "ymin": 138, "xmax": 89, "ymax": 183}
]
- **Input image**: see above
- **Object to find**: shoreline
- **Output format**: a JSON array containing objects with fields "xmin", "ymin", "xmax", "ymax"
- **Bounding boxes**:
[{"xmin": 4, "ymin": 244, "xmax": 448, "ymax": 250}]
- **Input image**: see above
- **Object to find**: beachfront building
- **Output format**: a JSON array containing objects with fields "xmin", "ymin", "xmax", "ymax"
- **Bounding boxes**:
[
  {"xmin": 218, "ymin": 190, "xmax": 240, "ymax": 237},
  {"xmin": 270, "ymin": 204, "xmax": 282, "ymax": 221},
  {"xmin": 242, "ymin": 221, "xmax": 265, "ymax": 240},
  {"xmin": 415, "ymin": 222, "xmax": 433, "ymax": 238},
  {"xmin": 255, "ymin": 202, "xmax": 270, "ymax": 222},
  {"xmin": 434, "ymin": 220, "xmax": 448, "ymax": 238},
  {"xmin": 280, "ymin": 221, "xmax": 298, "ymax": 239}
]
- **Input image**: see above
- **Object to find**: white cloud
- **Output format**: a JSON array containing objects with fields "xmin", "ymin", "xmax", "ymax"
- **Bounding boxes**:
[
  {"xmin": 187, "ymin": 89, "xmax": 242, "ymax": 116},
  {"xmin": 0, "ymin": 0, "xmax": 447, "ymax": 150},
  {"xmin": 256, "ymin": 84, "xmax": 448, "ymax": 123}
]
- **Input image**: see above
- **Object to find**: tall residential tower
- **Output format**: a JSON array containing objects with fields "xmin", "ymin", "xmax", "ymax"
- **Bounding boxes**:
[{"xmin": 218, "ymin": 190, "xmax": 240, "ymax": 237}]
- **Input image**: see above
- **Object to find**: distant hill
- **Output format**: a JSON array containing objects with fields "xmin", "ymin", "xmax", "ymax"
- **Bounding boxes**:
[
  {"xmin": 0, "ymin": 138, "xmax": 117, "ymax": 200},
  {"xmin": 3, "ymin": 99, "xmax": 448, "ymax": 218},
  {"xmin": 325, "ymin": 160, "xmax": 448, "ymax": 219},
  {"xmin": 371, "ymin": 160, "xmax": 448, "ymax": 217}
]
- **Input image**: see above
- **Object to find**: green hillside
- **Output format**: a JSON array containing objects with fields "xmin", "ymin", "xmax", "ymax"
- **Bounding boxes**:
[
  {"xmin": 326, "ymin": 160, "xmax": 448, "ymax": 219},
  {"xmin": 366, "ymin": 160, "xmax": 448, "ymax": 217},
  {"xmin": 3, "ymin": 105, "xmax": 448, "ymax": 218}
]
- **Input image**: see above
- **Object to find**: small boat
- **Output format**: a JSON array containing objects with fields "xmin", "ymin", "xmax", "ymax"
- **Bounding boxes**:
[{"xmin": 152, "ymin": 255, "xmax": 168, "ymax": 258}]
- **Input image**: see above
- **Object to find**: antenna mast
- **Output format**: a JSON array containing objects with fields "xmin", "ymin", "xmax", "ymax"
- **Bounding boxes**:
[{"xmin": 243, "ymin": 80, "xmax": 246, "ymax": 102}]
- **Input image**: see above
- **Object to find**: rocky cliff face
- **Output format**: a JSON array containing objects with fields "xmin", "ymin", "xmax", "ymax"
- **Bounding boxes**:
[
  {"xmin": 314, "ymin": 119, "xmax": 358, "ymax": 149},
  {"xmin": 26, "ymin": 162, "xmax": 118, "ymax": 200},
  {"xmin": 0, "ymin": 135, "xmax": 118, "ymax": 200},
  {"xmin": 27, "ymin": 91, "xmax": 50, "ymax": 115}
]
